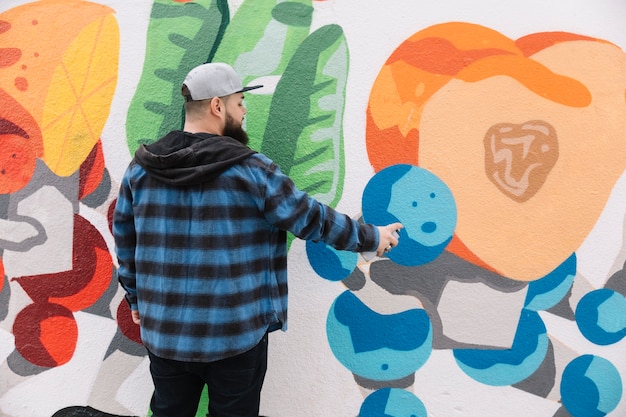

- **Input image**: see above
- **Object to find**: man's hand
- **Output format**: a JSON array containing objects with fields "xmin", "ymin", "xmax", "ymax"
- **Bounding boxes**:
[
  {"xmin": 376, "ymin": 223, "xmax": 403, "ymax": 256},
  {"xmin": 131, "ymin": 310, "xmax": 141, "ymax": 325}
]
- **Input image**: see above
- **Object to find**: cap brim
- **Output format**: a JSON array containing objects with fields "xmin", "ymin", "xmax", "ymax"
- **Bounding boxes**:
[{"xmin": 238, "ymin": 85, "xmax": 263, "ymax": 93}]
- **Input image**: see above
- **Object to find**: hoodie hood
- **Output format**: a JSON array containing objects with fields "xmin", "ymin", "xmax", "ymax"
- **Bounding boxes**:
[{"xmin": 134, "ymin": 131, "xmax": 256, "ymax": 185}]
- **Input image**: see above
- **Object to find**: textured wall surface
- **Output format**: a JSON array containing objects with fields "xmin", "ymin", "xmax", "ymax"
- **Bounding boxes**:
[{"xmin": 0, "ymin": 1, "xmax": 625, "ymax": 416}]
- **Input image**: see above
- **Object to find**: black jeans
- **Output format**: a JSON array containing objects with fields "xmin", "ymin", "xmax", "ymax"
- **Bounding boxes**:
[{"xmin": 147, "ymin": 333, "xmax": 268, "ymax": 417}]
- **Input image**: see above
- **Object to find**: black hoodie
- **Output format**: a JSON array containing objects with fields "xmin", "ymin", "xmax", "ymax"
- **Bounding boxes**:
[{"xmin": 134, "ymin": 131, "xmax": 256, "ymax": 186}]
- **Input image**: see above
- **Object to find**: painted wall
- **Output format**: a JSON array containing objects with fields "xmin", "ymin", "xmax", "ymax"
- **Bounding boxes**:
[{"xmin": 0, "ymin": 1, "xmax": 625, "ymax": 416}]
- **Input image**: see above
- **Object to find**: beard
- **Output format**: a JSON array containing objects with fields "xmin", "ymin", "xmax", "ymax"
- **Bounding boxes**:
[{"xmin": 223, "ymin": 113, "xmax": 250, "ymax": 146}]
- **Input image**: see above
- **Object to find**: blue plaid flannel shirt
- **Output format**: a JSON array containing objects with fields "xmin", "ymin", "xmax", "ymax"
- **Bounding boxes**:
[{"xmin": 113, "ymin": 152, "xmax": 378, "ymax": 362}]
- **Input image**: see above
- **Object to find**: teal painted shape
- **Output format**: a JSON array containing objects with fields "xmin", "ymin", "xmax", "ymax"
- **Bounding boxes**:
[
  {"xmin": 306, "ymin": 240, "xmax": 357, "ymax": 281},
  {"xmin": 327, "ymin": 291, "xmax": 432, "ymax": 381},
  {"xmin": 525, "ymin": 253, "xmax": 576, "ymax": 311},
  {"xmin": 561, "ymin": 354, "xmax": 622, "ymax": 417},
  {"xmin": 576, "ymin": 289, "xmax": 626, "ymax": 345},
  {"xmin": 359, "ymin": 388, "xmax": 428, "ymax": 417},
  {"xmin": 362, "ymin": 164, "xmax": 456, "ymax": 266}
]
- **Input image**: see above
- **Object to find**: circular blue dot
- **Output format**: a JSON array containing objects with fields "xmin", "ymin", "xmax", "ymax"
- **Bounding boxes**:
[
  {"xmin": 576, "ymin": 289, "xmax": 626, "ymax": 345},
  {"xmin": 305, "ymin": 240, "xmax": 357, "ymax": 281},
  {"xmin": 359, "ymin": 388, "xmax": 428, "ymax": 417},
  {"xmin": 561, "ymin": 354, "xmax": 622, "ymax": 417},
  {"xmin": 381, "ymin": 364, "xmax": 389, "ymax": 370},
  {"xmin": 412, "ymin": 201, "xmax": 418, "ymax": 207},
  {"xmin": 430, "ymin": 192, "xmax": 435, "ymax": 198},
  {"xmin": 421, "ymin": 222, "xmax": 437, "ymax": 233}
]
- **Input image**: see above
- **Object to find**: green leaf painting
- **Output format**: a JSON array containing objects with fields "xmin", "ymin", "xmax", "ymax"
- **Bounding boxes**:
[
  {"xmin": 262, "ymin": 24, "xmax": 348, "ymax": 208},
  {"xmin": 125, "ymin": 0, "xmax": 229, "ymax": 154},
  {"xmin": 125, "ymin": 0, "xmax": 349, "ymax": 243},
  {"xmin": 212, "ymin": 0, "xmax": 313, "ymax": 152}
]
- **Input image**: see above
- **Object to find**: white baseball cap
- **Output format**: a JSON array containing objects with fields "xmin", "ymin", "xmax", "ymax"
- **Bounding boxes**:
[{"xmin": 182, "ymin": 62, "xmax": 262, "ymax": 101}]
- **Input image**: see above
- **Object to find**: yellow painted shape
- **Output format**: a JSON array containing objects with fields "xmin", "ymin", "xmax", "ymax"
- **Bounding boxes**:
[
  {"xmin": 42, "ymin": 14, "xmax": 119, "ymax": 177},
  {"xmin": 0, "ymin": 1, "xmax": 116, "ymax": 124}
]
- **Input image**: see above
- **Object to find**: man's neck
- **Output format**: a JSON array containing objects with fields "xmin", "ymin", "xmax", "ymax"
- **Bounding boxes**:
[{"xmin": 183, "ymin": 120, "xmax": 222, "ymax": 136}]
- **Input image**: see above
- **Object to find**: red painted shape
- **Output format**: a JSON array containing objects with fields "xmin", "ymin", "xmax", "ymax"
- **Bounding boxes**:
[
  {"xmin": 0, "ymin": 258, "xmax": 4, "ymax": 293},
  {"xmin": 0, "ymin": 89, "xmax": 42, "ymax": 194},
  {"xmin": 0, "ymin": 20, "xmax": 11, "ymax": 34},
  {"xmin": 13, "ymin": 214, "xmax": 112, "ymax": 311},
  {"xmin": 0, "ymin": 47, "xmax": 21, "ymax": 68},
  {"xmin": 79, "ymin": 139, "xmax": 105, "ymax": 200},
  {"xmin": 107, "ymin": 198, "xmax": 116, "ymax": 234},
  {"xmin": 0, "ymin": 133, "xmax": 37, "ymax": 194},
  {"xmin": 13, "ymin": 302, "xmax": 77, "ymax": 367},
  {"xmin": 515, "ymin": 32, "xmax": 602, "ymax": 57},
  {"xmin": 388, "ymin": 37, "xmax": 514, "ymax": 75},
  {"xmin": 116, "ymin": 300, "xmax": 142, "ymax": 345}
]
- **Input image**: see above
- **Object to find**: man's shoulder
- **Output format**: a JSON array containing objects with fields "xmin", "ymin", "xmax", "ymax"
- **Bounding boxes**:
[{"xmin": 240, "ymin": 152, "xmax": 275, "ymax": 170}]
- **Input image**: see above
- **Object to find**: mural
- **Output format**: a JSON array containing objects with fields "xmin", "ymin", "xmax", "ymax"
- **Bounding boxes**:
[{"xmin": 0, "ymin": 1, "xmax": 625, "ymax": 417}]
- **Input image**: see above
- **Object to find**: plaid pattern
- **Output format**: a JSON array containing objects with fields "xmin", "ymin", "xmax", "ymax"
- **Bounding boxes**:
[{"xmin": 113, "ymin": 152, "xmax": 378, "ymax": 362}]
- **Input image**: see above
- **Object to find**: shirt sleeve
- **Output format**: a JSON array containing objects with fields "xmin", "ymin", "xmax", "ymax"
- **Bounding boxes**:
[
  {"xmin": 112, "ymin": 166, "xmax": 139, "ymax": 310},
  {"xmin": 257, "ymin": 157, "xmax": 379, "ymax": 252}
]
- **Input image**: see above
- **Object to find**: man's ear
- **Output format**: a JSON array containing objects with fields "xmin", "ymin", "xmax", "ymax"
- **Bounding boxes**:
[{"xmin": 209, "ymin": 97, "xmax": 223, "ymax": 117}]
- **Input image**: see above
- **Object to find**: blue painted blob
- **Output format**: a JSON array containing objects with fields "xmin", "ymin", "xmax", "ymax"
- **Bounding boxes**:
[
  {"xmin": 305, "ymin": 239, "xmax": 358, "ymax": 281},
  {"xmin": 561, "ymin": 354, "xmax": 622, "ymax": 417},
  {"xmin": 359, "ymin": 388, "xmax": 428, "ymax": 417},
  {"xmin": 453, "ymin": 309, "xmax": 548, "ymax": 385},
  {"xmin": 327, "ymin": 291, "xmax": 432, "ymax": 381},
  {"xmin": 525, "ymin": 253, "xmax": 576, "ymax": 311},
  {"xmin": 362, "ymin": 164, "xmax": 456, "ymax": 266},
  {"xmin": 576, "ymin": 289, "xmax": 626, "ymax": 345}
]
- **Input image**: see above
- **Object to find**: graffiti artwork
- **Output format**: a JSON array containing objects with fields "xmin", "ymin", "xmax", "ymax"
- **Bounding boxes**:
[{"xmin": 0, "ymin": 1, "xmax": 625, "ymax": 417}]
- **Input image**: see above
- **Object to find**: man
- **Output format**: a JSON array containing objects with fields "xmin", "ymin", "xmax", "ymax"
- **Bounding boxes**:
[{"xmin": 113, "ymin": 62, "xmax": 402, "ymax": 417}]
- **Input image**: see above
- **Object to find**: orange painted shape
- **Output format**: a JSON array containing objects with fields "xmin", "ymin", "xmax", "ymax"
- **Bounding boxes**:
[
  {"xmin": 455, "ymin": 54, "xmax": 592, "ymax": 108},
  {"xmin": 366, "ymin": 22, "xmax": 526, "ymax": 174},
  {"xmin": 366, "ymin": 23, "xmax": 626, "ymax": 280},
  {"xmin": 365, "ymin": 109, "xmax": 419, "ymax": 173},
  {"xmin": 40, "ymin": 314, "xmax": 78, "ymax": 366},
  {"xmin": 445, "ymin": 235, "xmax": 499, "ymax": 274},
  {"xmin": 417, "ymin": 40, "xmax": 626, "ymax": 281}
]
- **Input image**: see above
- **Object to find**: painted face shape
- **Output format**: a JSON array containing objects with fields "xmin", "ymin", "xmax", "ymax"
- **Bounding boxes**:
[{"xmin": 362, "ymin": 164, "xmax": 457, "ymax": 266}]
